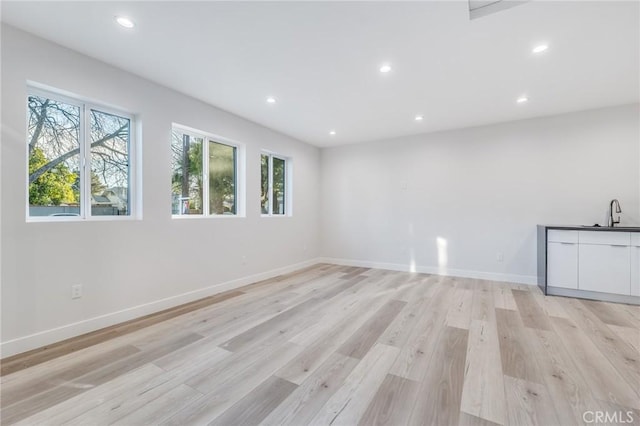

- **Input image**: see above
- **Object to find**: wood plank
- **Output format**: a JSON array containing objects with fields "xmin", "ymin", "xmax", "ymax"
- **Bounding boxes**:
[
  {"xmin": 63, "ymin": 345, "xmax": 231, "ymax": 426},
  {"xmin": 471, "ymin": 283, "xmax": 495, "ymax": 322},
  {"xmin": 446, "ymin": 288, "xmax": 474, "ymax": 329},
  {"xmin": 0, "ymin": 290, "xmax": 242, "ymax": 376},
  {"xmin": 288, "ymin": 292, "xmax": 387, "ymax": 347},
  {"xmin": 112, "ymin": 384, "xmax": 203, "ymax": 426},
  {"xmin": 153, "ymin": 339, "xmax": 232, "ymax": 372},
  {"xmin": 220, "ymin": 298, "xmax": 324, "ymax": 352},
  {"xmin": 210, "ymin": 376, "xmax": 297, "ymax": 426},
  {"xmin": 191, "ymin": 292, "xmax": 302, "ymax": 343},
  {"xmin": 391, "ymin": 275, "xmax": 431, "ymax": 302},
  {"xmin": 492, "ymin": 284, "xmax": 517, "ymax": 311},
  {"xmin": 458, "ymin": 411, "xmax": 501, "ymax": 426},
  {"xmin": 11, "ymin": 363, "xmax": 165, "ymax": 426},
  {"xmin": 337, "ymin": 299, "xmax": 406, "ymax": 359},
  {"xmin": 163, "ymin": 342, "xmax": 303, "ymax": 424},
  {"xmin": 531, "ymin": 293, "xmax": 570, "ymax": 319},
  {"xmin": 317, "ymin": 274, "xmax": 368, "ymax": 300},
  {"xmin": 340, "ymin": 267, "xmax": 370, "ymax": 279},
  {"xmin": 503, "ymin": 375, "xmax": 561, "ymax": 426},
  {"xmin": 263, "ymin": 352, "xmax": 359, "ymax": 426},
  {"xmin": 460, "ymin": 319, "xmax": 506, "ymax": 425},
  {"xmin": 379, "ymin": 297, "xmax": 430, "ymax": 347},
  {"xmin": 527, "ymin": 327, "xmax": 603, "ymax": 426},
  {"xmin": 581, "ymin": 299, "xmax": 636, "ymax": 328},
  {"xmin": 358, "ymin": 374, "xmax": 419, "ymax": 426},
  {"xmin": 389, "ymin": 286, "xmax": 451, "ymax": 381},
  {"xmin": 0, "ymin": 344, "xmax": 140, "ymax": 408},
  {"xmin": 309, "ymin": 343, "xmax": 399, "ymax": 426},
  {"xmin": 409, "ymin": 326, "xmax": 468, "ymax": 426},
  {"xmin": 276, "ymin": 297, "xmax": 385, "ymax": 385},
  {"xmin": 551, "ymin": 316, "xmax": 640, "ymax": 409},
  {"xmin": 495, "ymin": 308, "xmax": 543, "ymax": 383},
  {"xmin": 608, "ymin": 324, "xmax": 640, "ymax": 353},
  {"xmin": 512, "ymin": 289, "xmax": 552, "ymax": 330},
  {"xmin": 1, "ymin": 332, "xmax": 203, "ymax": 425},
  {"xmin": 562, "ymin": 298, "xmax": 640, "ymax": 394},
  {"xmin": 621, "ymin": 305, "xmax": 640, "ymax": 327}
]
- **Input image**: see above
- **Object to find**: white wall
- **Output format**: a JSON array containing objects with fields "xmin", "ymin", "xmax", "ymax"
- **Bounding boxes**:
[
  {"xmin": 320, "ymin": 104, "xmax": 640, "ymax": 283},
  {"xmin": 1, "ymin": 25, "xmax": 320, "ymax": 356}
]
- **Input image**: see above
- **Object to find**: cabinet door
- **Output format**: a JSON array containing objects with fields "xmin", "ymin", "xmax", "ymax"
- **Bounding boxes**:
[
  {"xmin": 579, "ymin": 244, "xmax": 631, "ymax": 295},
  {"xmin": 547, "ymin": 242, "xmax": 578, "ymax": 289},
  {"xmin": 632, "ymin": 245, "xmax": 640, "ymax": 297}
]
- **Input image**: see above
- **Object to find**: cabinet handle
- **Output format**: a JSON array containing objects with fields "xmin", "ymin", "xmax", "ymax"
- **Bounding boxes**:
[
  {"xmin": 559, "ymin": 242, "xmax": 575, "ymax": 245},
  {"xmin": 610, "ymin": 244, "xmax": 628, "ymax": 247}
]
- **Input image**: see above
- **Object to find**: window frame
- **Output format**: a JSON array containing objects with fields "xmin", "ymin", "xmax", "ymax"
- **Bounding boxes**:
[
  {"xmin": 171, "ymin": 124, "xmax": 245, "ymax": 219},
  {"xmin": 26, "ymin": 86, "xmax": 138, "ymax": 222},
  {"xmin": 261, "ymin": 151, "xmax": 292, "ymax": 217}
]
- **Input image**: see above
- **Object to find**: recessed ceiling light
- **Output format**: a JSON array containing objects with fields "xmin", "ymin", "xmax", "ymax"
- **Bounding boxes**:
[
  {"xmin": 116, "ymin": 16, "xmax": 135, "ymax": 29},
  {"xmin": 517, "ymin": 96, "xmax": 529, "ymax": 103},
  {"xmin": 532, "ymin": 44, "xmax": 549, "ymax": 54},
  {"xmin": 329, "ymin": 130, "xmax": 336, "ymax": 136},
  {"xmin": 415, "ymin": 115, "xmax": 424, "ymax": 121},
  {"xmin": 379, "ymin": 64, "xmax": 392, "ymax": 73},
  {"xmin": 266, "ymin": 96, "xmax": 276, "ymax": 104}
]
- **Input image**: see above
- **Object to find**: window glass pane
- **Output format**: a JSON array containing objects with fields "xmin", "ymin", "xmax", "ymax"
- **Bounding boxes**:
[
  {"xmin": 90, "ymin": 110, "xmax": 130, "ymax": 216},
  {"xmin": 209, "ymin": 141, "xmax": 236, "ymax": 215},
  {"xmin": 273, "ymin": 157, "xmax": 286, "ymax": 215},
  {"xmin": 171, "ymin": 131, "xmax": 203, "ymax": 215},
  {"xmin": 261, "ymin": 154, "xmax": 269, "ymax": 214},
  {"xmin": 27, "ymin": 95, "xmax": 81, "ymax": 217}
]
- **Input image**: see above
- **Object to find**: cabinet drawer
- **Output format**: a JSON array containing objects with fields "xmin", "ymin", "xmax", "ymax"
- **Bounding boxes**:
[
  {"xmin": 548, "ymin": 230, "xmax": 578, "ymax": 243},
  {"xmin": 631, "ymin": 233, "xmax": 640, "ymax": 247},
  {"xmin": 579, "ymin": 231, "xmax": 630, "ymax": 246},
  {"xmin": 578, "ymin": 244, "xmax": 631, "ymax": 295},
  {"xmin": 547, "ymin": 242, "xmax": 578, "ymax": 289}
]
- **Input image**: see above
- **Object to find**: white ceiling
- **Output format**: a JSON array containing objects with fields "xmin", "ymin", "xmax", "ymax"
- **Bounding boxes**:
[{"xmin": 2, "ymin": 1, "xmax": 638, "ymax": 147}]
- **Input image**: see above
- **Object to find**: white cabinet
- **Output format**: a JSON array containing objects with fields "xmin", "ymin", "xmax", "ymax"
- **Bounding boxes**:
[
  {"xmin": 578, "ymin": 243, "xmax": 631, "ymax": 295},
  {"xmin": 547, "ymin": 242, "xmax": 578, "ymax": 289},
  {"xmin": 632, "ymin": 234, "xmax": 640, "ymax": 296},
  {"xmin": 542, "ymin": 228, "xmax": 639, "ymax": 301}
]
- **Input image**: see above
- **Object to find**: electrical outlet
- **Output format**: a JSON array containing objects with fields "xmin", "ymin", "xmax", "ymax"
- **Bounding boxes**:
[
  {"xmin": 71, "ymin": 284, "xmax": 82, "ymax": 299},
  {"xmin": 496, "ymin": 252, "xmax": 504, "ymax": 262},
  {"xmin": 241, "ymin": 256, "xmax": 247, "ymax": 265}
]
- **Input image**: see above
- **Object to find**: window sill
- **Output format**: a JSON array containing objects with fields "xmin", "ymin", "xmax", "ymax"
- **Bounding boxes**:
[
  {"xmin": 27, "ymin": 215, "xmax": 139, "ymax": 223},
  {"xmin": 171, "ymin": 214, "xmax": 246, "ymax": 219}
]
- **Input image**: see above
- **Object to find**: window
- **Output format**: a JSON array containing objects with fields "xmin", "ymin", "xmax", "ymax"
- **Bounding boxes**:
[
  {"xmin": 261, "ymin": 153, "xmax": 289, "ymax": 215},
  {"xmin": 171, "ymin": 126, "xmax": 240, "ymax": 216},
  {"xmin": 27, "ymin": 88, "xmax": 135, "ymax": 219}
]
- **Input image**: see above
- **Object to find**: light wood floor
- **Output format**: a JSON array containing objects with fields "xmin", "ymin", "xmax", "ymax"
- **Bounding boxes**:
[{"xmin": 2, "ymin": 264, "xmax": 639, "ymax": 425}]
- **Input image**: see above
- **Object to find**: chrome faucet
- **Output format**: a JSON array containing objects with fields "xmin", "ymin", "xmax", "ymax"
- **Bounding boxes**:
[{"xmin": 608, "ymin": 199, "xmax": 622, "ymax": 227}]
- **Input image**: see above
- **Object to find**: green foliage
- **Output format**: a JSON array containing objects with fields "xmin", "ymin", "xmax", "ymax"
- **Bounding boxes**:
[
  {"xmin": 171, "ymin": 137, "xmax": 204, "ymax": 213},
  {"xmin": 272, "ymin": 157, "xmax": 285, "ymax": 214},
  {"xmin": 29, "ymin": 148, "xmax": 78, "ymax": 205},
  {"xmin": 260, "ymin": 154, "xmax": 269, "ymax": 213},
  {"xmin": 170, "ymin": 136, "xmax": 237, "ymax": 214},
  {"xmin": 90, "ymin": 172, "xmax": 107, "ymax": 195},
  {"xmin": 209, "ymin": 142, "xmax": 235, "ymax": 214}
]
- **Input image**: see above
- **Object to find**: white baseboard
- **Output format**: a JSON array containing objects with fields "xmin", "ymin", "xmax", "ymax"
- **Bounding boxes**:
[
  {"xmin": 1, "ymin": 258, "xmax": 322, "ymax": 359},
  {"xmin": 318, "ymin": 257, "xmax": 538, "ymax": 286}
]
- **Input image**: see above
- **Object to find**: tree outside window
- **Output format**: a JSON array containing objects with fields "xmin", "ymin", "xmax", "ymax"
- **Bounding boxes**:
[
  {"xmin": 261, "ymin": 153, "xmax": 288, "ymax": 216},
  {"xmin": 27, "ymin": 92, "xmax": 133, "ymax": 218}
]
